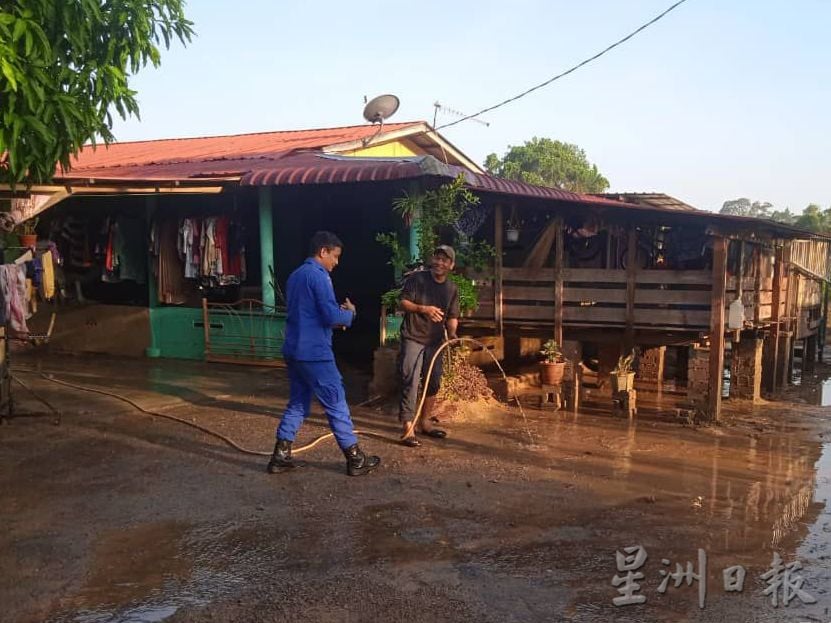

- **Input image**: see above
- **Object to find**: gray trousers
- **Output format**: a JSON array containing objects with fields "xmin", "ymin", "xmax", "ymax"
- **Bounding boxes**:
[{"xmin": 398, "ymin": 338, "xmax": 443, "ymax": 423}]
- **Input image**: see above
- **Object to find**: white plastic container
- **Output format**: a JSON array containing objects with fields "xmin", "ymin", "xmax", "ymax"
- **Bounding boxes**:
[{"xmin": 728, "ymin": 298, "xmax": 745, "ymax": 330}]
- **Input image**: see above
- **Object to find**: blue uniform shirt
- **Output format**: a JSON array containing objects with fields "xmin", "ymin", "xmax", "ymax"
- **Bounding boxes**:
[{"xmin": 282, "ymin": 259, "xmax": 354, "ymax": 361}]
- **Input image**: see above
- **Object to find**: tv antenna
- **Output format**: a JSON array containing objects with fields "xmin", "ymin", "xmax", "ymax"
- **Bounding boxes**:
[
  {"xmin": 433, "ymin": 101, "xmax": 490, "ymax": 129},
  {"xmin": 361, "ymin": 94, "xmax": 400, "ymax": 146}
]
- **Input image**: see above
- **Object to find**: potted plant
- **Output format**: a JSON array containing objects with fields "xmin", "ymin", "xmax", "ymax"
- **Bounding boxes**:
[
  {"xmin": 379, "ymin": 287, "xmax": 403, "ymax": 346},
  {"xmin": 15, "ymin": 217, "xmax": 38, "ymax": 249},
  {"xmin": 611, "ymin": 350, "xmax": 636, "ymax": 392},
  {"xmin": 448, "ymin": 273, "xmax": 479, "ymax": 317},
  {"xmin": 506, "ymin": 206, "xmax": 522, "ymax": 244},
  {"xmin": 539, "ymin": 339, "xmax": 567, "ymax": 385}
]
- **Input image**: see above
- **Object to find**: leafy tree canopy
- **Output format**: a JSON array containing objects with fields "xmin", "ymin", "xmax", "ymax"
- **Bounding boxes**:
[
  {"xmin": 484, "ymin": 137, "xmax": 610, "ymax": 193},
  {"xmin": 720, "ymin": 198, "xmax": 831, "ymax": 233},
  {"xmin": 794, "ymin": 203, "xmax": 830, "ymax": 233},
  {"xmin": 719, "ymin": 198, "xmax": 773, "ymax": 218},
  {"xmin": 0, "ymin": 0, "xmax": 194, "ymax": 186}
]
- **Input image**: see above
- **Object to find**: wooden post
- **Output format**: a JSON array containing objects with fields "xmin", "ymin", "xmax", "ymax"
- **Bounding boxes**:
[
  {"xmin": 782, "ymin": 246, "xmax": 795, "ymax": 387},
  {"xmin": 554, "ymin": 218, "xmax": 564, "ymax": 346},
  {"xmin": 708, "ymin": 236, "xmax": 728, "ymax": 422},
  {"xmin": 753, "ymin": 245, "xmax": 762, "ymax": 325},
  {"xmin": 145, "ymin": 195, "xmax": 161, "ymax": 358},
  {"xmin": 820, "ymin": 281, "xmax": 828, "ymax": 363},
  {"xmin": 767, "ymin": 246, "xmax": 783, "ymax": 392},
  {"xmin": 407, "ymin": 181, "xmax": 421, "ymax": 264},
  {"xmin": 258, "ymin": 186, "xmax": 275, "ymax": 309},
  {"xmin": 494, "ymin": 204, "xmax": 504, "ymax": 336},
  {"xmin": 379, "ymin": 304, "xmax": 387, "ymax": 347},
  {"xmin": 733, "ymin": 240, "xmax": 744, "ymax": 343},
  {"xmin": 624, "ymin": 227, "xmax": 637, "ymax": 350}
]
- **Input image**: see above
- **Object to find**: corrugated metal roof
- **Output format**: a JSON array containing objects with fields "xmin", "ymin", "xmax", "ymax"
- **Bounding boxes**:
[
  {"xmin": 53, "ymin": 148, "xmax": 826, "ymax": 240},
  {"xmin": 596, "ymin": 192, "xmax": 701, "ymax": 212},
  {"xmin": 64, "ymin": 122, "xmax": 425, "ymax": 172},
  {"xmin": 241, "ymin": 154, "xmax": 662, "ymax": 210}
]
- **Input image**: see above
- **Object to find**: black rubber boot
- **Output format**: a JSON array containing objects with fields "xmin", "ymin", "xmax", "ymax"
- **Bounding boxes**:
[
  {"xmin": 343, "ymin": 444, "xmax": 380, "ymax": 477},
  {"xmin": 267, "ymin": 439, "xmax": 296, "ymax": 474}
]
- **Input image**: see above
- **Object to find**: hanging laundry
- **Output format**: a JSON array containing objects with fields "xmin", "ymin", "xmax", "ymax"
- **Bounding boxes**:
[
  {"xmin": 0, "ymin": 265, "xmax": 29, "ymax": 333},
  {"xmin": 26, "ymin": 277, "xmax": 36, "ymax": 316},
  {"xmin": 173, "ymin": 215, "xmax": 247, "ymax": 288},
  {"xmin": 226, "ymin": 220, "xmax": 246, "ymax": 281},
  {"xmin": 180, "ymin": 218, "xmax": 200, "ymax": 279},
  {"xmin": 26, "ymin": 258, "xmax": 43, "ymax": 290},
  {"xmin": 40, "ymin": 251, "xmax": 55, "ymax": 300},
  {"xmin": 46, "ymin": 242, "xmax": 62, "ymax": 266},
  {"xmin": 215, "ymin": 216, "xmax": 229, "ymax": 275},
  {"xmin": 155, "ymin": 218, "xmax": 187, "ymax": 305}
]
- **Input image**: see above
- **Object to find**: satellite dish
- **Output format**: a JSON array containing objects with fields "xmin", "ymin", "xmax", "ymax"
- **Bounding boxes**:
[{"xmin": 363, "ymin": 94, "xmax": 400, "ymax": 124}]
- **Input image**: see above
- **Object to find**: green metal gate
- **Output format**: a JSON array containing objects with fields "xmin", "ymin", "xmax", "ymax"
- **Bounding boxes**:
[{"xmin": 201, "ymin": 298, "xmax": 286, "ymax": 367}]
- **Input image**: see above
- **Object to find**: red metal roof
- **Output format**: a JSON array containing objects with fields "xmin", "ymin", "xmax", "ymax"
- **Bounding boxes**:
[
  {"xmin": 56, "ymin": 147, "xmax": 639, "ymax": 210},
  {"xmin": 53, "ymin": 143, "xmax": 826, "ymax": 239},
  {"xmin": 241, "ymin": 153, "xmax": 634, "ymax": 207},
  {"xmin": 63, "ymin": 122, "xmax": 425, "ymax": 173}
]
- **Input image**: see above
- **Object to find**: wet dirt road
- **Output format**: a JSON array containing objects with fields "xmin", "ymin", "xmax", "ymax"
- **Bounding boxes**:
[{"xmin": 1, "ymin": 355, "xmax": 829, "ymax": 622}]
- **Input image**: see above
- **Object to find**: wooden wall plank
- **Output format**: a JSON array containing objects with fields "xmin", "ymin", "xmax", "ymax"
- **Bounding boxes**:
[
  {"xmin": 636, "ymin": 289, "xmax": 711, "ymax": 305},
  {"xmin": 709, "ymin": 236, "xmax": 728, "ymax": 422},
  {"xmin": 494, "ymin": 204, "xmax": 503, "ymax": 335}
]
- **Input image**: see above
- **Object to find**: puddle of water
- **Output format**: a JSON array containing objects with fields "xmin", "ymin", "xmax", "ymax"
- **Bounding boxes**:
[
  {"xmin": 73, "ymin": 603, "xmax": 181, "ymax": 623},
  {"xmin": 51, "ymin": 522, "xmax": 268, "ymax": 623},
  {"xmin": 74, "ymin": 521, "xmax": 191, "ymax": 609},
  {"xmin": 794, "ymin": 442, "xmax": 831, "ymax": 611},
  {"xmin": 820, "ymin": 379, "xmax": 831, "ymax": 406}
]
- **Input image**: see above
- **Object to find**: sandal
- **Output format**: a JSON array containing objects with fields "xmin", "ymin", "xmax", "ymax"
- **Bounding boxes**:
[
  {"xmin": 400, "ymin": 436, "xmax": 421, "ymax": 447},
  {"xmin": 421, "ymin": 428, "xmax": 447, "ymax": 439}
]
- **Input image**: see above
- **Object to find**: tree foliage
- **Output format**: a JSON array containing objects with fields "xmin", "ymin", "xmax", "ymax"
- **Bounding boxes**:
[
  {"xmin": 378, "ymin": 175, "xmax": 495, "ymax": 314},
  {"xmin": 719, "ymin": 198, "xmax": 773, "ymax": 218},
  {"xmin": 769, "ymin": 208, "xmax": 796, "ymax": 225},
  {"xmin": 720, "ymin": 197, "xmax": 831, "ymax": 233},
  {"xmin": 391, "ymin": 173, "xmax": 480, "ymax": 261},
  {"xmin": 484, "ymin": 137, "xmax": 610, "ymax": 193},
  {"xmin": 794, "ymin": 204, "xmax": 831, "ymax": 233},
  {"xmin": 0, "ymin": 1, "xmax": 194, "ymax": 186}
]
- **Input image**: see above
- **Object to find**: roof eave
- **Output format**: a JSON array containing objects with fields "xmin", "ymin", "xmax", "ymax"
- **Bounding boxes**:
[{"xmin": 323, "ymin": 122, "xmax": 485, "ymax": 174}]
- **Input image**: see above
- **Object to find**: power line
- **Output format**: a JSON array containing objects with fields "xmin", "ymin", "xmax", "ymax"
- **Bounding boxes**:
[{"xmin": 435, "ymin": 0, "xmax": 690, "ymax": 130}]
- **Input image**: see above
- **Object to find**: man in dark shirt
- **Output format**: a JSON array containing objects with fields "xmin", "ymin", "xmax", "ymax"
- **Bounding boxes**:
[
  {"xmin": 267, "ymin": 231, "xmax": 381, "ymax": 476},
  {"xmin": 397, "ymin": 245, "xmax": 460, "ymax": 446}
]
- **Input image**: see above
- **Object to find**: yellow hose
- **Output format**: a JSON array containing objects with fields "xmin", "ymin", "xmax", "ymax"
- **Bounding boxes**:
[
  {"xmin": 401, "ymin": 337, "xmax": 529, "ymax": 442},
  {"xmin": 13, "ymin": 338, "xmax": 529, "ymax": 455}
]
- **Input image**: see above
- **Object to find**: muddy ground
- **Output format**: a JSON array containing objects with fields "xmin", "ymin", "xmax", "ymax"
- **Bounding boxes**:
[{"xmin": 1, "ymin": 352, "xmax": 830, "ymax": 623}]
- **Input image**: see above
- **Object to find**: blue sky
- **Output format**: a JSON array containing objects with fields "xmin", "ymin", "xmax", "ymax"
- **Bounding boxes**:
[{"xmin": 112, "ymin": 0, "xmax": 830, "ymax": 213}]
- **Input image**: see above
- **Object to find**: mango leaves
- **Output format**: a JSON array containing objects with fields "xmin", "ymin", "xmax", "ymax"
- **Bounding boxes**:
[{"xmin": 0, "ymin": 0, "xmax": 194, "ymax": 186}]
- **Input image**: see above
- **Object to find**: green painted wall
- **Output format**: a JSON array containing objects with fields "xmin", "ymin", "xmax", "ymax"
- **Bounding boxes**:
[{"xmin": 149, "ymin": 307, "xmax": 206, "ymax": 360}]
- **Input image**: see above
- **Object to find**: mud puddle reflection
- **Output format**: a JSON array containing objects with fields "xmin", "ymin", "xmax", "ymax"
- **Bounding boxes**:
[
  {"xmin": 50, "ymin": 521, "xmax": 276, "ymax": 623},
  {"xmin": 793, "ymin": 442, "xmax": 831, "ymax": 617}
]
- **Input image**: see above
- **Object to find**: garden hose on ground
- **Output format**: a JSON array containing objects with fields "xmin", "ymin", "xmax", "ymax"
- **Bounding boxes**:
[
  {"xmin": 401, "ymin": 337, "xmax": 532, "ymax": 444},
  {"xmin": 11, "ymin": 337, "xmax": 530, "ymax": 456}
]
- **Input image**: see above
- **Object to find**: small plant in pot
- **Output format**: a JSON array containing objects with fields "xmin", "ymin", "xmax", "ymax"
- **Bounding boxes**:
[
  {"xmin": 610, "ymin": 350, "xmax": 636, "ymax": 392},
  {"xmin": 505, "ymin": 206, "xmax": 522, "ymax": 244},
  {"xmin": 539, "ymin": 339, "xmax": 567, "ymax": 385},
  {"xmin": 14, "ymin": 217, "xmax": 38, "ymax": 249}
]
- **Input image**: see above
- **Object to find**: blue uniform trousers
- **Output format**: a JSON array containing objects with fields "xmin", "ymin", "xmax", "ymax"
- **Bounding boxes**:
[{"xmin": 276, "ymin": 359, "xmax": 358, "ymax": 450}]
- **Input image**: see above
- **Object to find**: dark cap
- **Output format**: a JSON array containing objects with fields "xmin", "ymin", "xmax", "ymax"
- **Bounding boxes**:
[{"xmin": 433, "ymin": 244, "xmax": 455, "ymax": 263}]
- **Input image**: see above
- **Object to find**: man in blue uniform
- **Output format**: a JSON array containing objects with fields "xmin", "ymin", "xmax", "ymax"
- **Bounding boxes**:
[{"xmin": 267, "ymin": 231, "xmax": 381, "ymax": 477}]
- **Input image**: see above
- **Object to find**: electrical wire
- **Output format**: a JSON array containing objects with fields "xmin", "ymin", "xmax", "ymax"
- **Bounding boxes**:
[
  {"xmin": 10, "ymin": 374, "xmax": 61, "ymax": 424},
  {"xmin": 435, "ymin": 0, "xmax": 689, "ymax": 130},
  {"xmin": 11, "ymin": 336, "xmax": 532, "ymax": 457}
]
